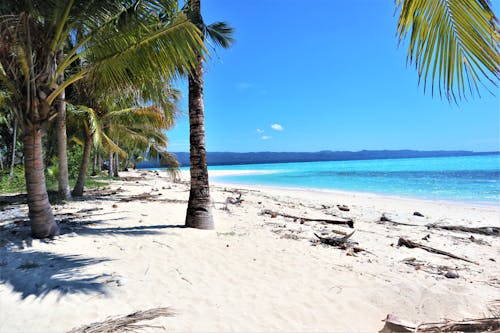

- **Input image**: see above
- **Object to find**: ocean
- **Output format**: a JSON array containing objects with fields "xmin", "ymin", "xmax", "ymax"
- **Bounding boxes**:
[{"xmin": 203, "ymin": 154, "xmax": 500, "ymax": 204}]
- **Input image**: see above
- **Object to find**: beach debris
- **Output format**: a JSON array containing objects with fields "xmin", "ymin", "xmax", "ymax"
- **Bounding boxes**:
[
  {"xmin": 119, "ymin": 192, "xmax": 158, "ymax": 202},
  {"xmin": 224, "ymin": 192, "xmax": 244, "ymax": 210},
  {"xmin": 337, "ymin": 204, "xmax": 350, "ymax": 212},
  {"xmin": 315, "ymin": 231, "xmax": 355, "ymax": 246},
  {"xmin": 413, "ymin": 211, "xmax": 424, "ymax": 217},
  {"xmin": 397, "ymin": 237, "xmax": 478, "ymax": 265},
  {"xmin": 379, "ymin": 214, "xmax": 420, "ymax": 226},
  {"xmin": 261, "ymin": 209, "xmax": 354, "ymax": 228},
  {"xmin": 66, "ymin": 307, "xmax": 174, "ymax": 333},
  {"xmin": 426, "ymin": 224, "xmax": 499, "ymax": 236},
  {"xmin": 445, "ymin": 270, "xmax": 459, "ymax": 279},
  {"xmin": 421, "ymin": 234, "xmax": 430, "ymax": 241},
  {"xmin": 380, "ymin": 314, "xmax": 500, "ymax": 332},
  {"xmin": 380, "ymin": 214, "xmax": 499, "ymax": 237},
  {"xmin": 112, "ymin": 204, "xmax": 118, "ymax": 208}
]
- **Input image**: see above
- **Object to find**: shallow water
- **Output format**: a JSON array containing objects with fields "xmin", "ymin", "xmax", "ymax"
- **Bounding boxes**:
[{"xmin": 206, "ymin": 154, "xmax": 500, "ymax": 204}]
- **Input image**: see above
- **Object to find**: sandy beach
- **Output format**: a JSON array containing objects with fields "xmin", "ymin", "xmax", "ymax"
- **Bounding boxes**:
[{"xmin": 0, "ymin": 169, "xmax": 499, "ymax": 332}]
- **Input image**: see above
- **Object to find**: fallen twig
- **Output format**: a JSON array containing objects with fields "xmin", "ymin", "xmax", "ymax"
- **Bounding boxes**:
[
  {"xmin": 262, "ymin": 209, "xmax": 354, "ymax": 228},
  {"xmin": 380, "ymin": 313, "xmax": 500, "ymax": 332},
  {"xmin": 67, "ymin": 307, "xmax": 174, "ymax": 333},
  {"xmin": 119, "ymin": 192, "xmax": 158, "ymax": 202},
  {"xmin": 397, "ymin": 237, "xmax": 478, "ymax": 265}
]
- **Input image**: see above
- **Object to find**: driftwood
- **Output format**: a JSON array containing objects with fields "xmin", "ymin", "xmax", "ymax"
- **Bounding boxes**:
[
  {"xmin": 426, "ymin": 224, "xmax": 499, "ymax": 236},
  {"xmin": 67, "ymin": 307, "xmax": 174, "ymax": 333},
  {"xmin": 314, "ymin": 231, "xmax": 355, "ymax": 246},
  {"xmin": 379, "ymin": 214, "xmax": 420, "ymax": 227},
  {"xmin": 119, "ymin": 192, "xmax": 157, "ymax": 202},
  {"xmin": 380, "ymin": 313, "xmax": 500, "ymax": 332},
  {"xmin": 262, "ymin": 209, "xmax": 354, "ymax": 228},
  {"xmin": 398, "ymin": 237, "xmax": 478, "ymax": 265},
  {"xmin": 380, "ymin": 215, "xmax": 499, "ymax": 236}
]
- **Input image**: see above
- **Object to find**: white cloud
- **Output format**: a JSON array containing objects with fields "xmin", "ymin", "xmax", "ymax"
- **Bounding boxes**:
[
  {"xmin": 260, "ymin": 135, "xmax": 272, "ymax": 140},
  {"xmin": 237, "ymin": 82, "xmax": 254, "ymax": 91},
  {"xmin": 256, "ymin": 128, "xmax": 264, "ymax": 134},
  {"xmin": 271, "ymin": 123, "xmax": 284, "ymax": 131}
]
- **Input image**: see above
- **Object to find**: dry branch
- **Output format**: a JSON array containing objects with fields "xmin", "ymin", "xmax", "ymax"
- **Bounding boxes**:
[
  {"xmin": 119, "ymin": 193, "xmax": 157, "ymax": 202},
  {"xmin": 397, "ymin": 237, "xmax": 478, "ymax": 265},
  {"xmin": 426, "ymin": 224, "xmax": 499, "ymax": 236},
  {"xmin": 67, "ymin": 307, "xmax": 174, "ymax": 333},
  {"xmin": 380, "ymin": 313, "xmax": 500, "ymax": 332},
  {"xmin": 262, "ymin": 209, "xmax": 354, "ymax": 228},
  {"xmin": 379, "ymin": 214, "xmax": 499, "ymax": 236}
]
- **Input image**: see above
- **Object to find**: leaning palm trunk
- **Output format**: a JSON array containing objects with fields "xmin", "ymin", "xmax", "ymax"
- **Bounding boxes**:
[
  {"xmin": 72, "ymin": 130, "xmax": 92, "ymax": 196},
  {"xmin": 56, "ymin": 50, "xmax": 71, "ymax": 200},
  {"xmin": 185, "ymin": 2, "xmax": 214, "ymax": 230},
  {"xmin": 9, "ymin": 117, "xmax": 17, "ymax": 177},
  {"xmin": 23, "ymin": 128, "xmax": 60, "ymax": 238}
]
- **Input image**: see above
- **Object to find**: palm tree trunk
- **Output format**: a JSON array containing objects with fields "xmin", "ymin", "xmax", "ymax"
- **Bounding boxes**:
[
  {"xmin": 9, "ymin": 117, "xmax": 17, "ymax": 177},
  {"xmin": 185, "ymin": 0, "xmax": 214, "ymax": 230},
  {"xmin": 23, "ymin": 128, "xmax": 59, "ymax": 238},
  {"xmin": 72, "ymin": 130, "xmax": 92, "ymax": 196},
  {"xmin": 56, "ymin": 51, "xmax": 71, "ymax": 200},
  {"xmin": 113, "ymin": 152, "xmax": 119, "ymax": 177},
  {"xmin": 91, "ymin": 153, "xmax": 97, "ymax": 176},
  {"xmin": 97, "ymin": 153, "xmax": 102, "ymax": 171},
  {"xmin": 108, "ymin": 152, "xmax": 113, "ymax": 177}
]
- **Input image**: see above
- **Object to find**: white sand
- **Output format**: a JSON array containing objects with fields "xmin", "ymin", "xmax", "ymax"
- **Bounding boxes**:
[{"xmin": 0, "ymin": 169, "xmax": 498, "ymax": 332}]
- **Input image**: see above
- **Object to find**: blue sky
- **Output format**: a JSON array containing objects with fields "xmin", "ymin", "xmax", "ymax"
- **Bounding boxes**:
[{"xmin": 167, "ymin": 0, "xmax": 499, "ymax": 153}]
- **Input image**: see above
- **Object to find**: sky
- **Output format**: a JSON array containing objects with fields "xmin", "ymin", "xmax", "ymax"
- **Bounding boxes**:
[{"xmin": 167, "ymin": 0, "xmax": 500, "ymax": 153}]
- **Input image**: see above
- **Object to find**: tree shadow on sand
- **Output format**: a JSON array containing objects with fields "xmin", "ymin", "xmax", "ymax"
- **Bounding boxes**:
[
  {"xmin": 0, "ymin": 248, "xmax": 111, "ymax": 299},
  {"xmin": 0, "ymin": 208, "xmax": 185, "ymax": 300}
]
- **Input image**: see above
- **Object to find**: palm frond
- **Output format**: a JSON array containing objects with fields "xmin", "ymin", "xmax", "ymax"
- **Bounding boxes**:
[
  {"xmin": 396, "ymin": 0, "xmax": 500, "ymax": 101},
  {"xmin": 205, "ymin": 21, "xmax": 234, "ymax": 49}
]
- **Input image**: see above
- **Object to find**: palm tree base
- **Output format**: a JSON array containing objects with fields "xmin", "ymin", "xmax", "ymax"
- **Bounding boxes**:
[{"xmin": 185, "ymin": 206, "xmax": 214, "ymax": 230}]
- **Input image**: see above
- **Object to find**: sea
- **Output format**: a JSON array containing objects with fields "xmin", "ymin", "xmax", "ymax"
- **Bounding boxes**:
[{"xmin": 201, "ymin": 154, "xmax": 500, "ymax": 205}]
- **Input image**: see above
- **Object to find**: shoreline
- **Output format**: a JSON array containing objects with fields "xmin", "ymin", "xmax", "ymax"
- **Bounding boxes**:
[
  {"xmin": 1, "ymin": 169, "xmax": 499, "ymax": 332},
  {"xmin": 180, "ymin": 169, "xmax": 498, "ymax": 209}
]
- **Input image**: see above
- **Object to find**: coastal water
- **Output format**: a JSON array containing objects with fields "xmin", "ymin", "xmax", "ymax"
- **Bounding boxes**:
[{"xmin": 205, "ymin": 155, "xmax": 500, "ymax": 204}]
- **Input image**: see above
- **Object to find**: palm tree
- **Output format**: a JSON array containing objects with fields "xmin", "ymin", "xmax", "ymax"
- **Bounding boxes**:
[
  {"xmin": 396, "ymin": 0, "xmax": 499, "ymax": 101},
  {"xmin": 68, "ymin": 74, "xmax": 182, "ymax": 196},
  {"xmin": 0, "ymin": 0, "xmax": 204, "ymax": 238},
  {"xmin": 184, "ymin": 0, "xmax": 234, "ymax": 229}
]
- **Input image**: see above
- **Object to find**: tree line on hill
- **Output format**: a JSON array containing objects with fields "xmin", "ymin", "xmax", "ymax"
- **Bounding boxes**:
[{"xmin": 138, "ymin": 150, "xmax": 497, "ymax": 167}]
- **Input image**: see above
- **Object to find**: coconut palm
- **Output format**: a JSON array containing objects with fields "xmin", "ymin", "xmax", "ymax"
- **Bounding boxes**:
[
  {"xmin": 0, "ymin": 0, "xmax": 204, "ymax": 238},
  {"xmin": 184, "ymin": 0, "xmax": 234, "ymax": 229},
  {"xmin": 396, "ymin": 0, "xmax": 499, "ymax": 101}
]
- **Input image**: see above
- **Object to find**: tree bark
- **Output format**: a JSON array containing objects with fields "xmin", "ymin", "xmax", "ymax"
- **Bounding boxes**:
[
  {"xmin": 23, "ymin": 128, "xmax": 59, "ymax": 238},
  {"xmin": 91, "ymin": 153, "xmax": 97, "ymax": 176},
  {"xmin": 97, "ymin": 153, "xmax": 102, "ymax": 171},
  {"xmin": 113, "ymin": 152, "xmax": 119, "ymax": 177},
  {"xmin": 108, "ymin": 151, "xmax": 113, "ymax": 177},
  {"xmin": 56, "ymin": 50, "xmax": 71, "ymax": 200},
  {"xmin": 72, "ymin": 130, "xmax": 92, "ymax": 196},
  {"xmin": 9, "ymin": 117, "xmax": 17, "ymax": 177},
  {"xmin": 185, "ymin": 0, "xmax": 214, "ymax": 230}
]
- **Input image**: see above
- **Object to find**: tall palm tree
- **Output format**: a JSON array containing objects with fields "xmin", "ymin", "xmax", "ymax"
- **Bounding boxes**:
[
  {"xmin": 396, "ymin": 0, "xmax": 499, "ymax": 101},
  {"xmin": 184, "ymin": 0, "xmax": 234, "ymax": 229},
  {"xmin": 0, "ymin": 0, "xmax": 204, "ymax": 238}
]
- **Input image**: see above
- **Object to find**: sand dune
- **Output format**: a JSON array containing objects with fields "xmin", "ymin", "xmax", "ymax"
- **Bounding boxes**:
[{"xmin": 0, "ymin": 169, "xmax": 498, "ymax": 332}]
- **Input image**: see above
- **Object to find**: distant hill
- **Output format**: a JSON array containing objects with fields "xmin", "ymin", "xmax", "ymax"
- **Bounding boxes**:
[{"xmin": 137, "ymin": 150, "xmax": 498, "ymax": 168}]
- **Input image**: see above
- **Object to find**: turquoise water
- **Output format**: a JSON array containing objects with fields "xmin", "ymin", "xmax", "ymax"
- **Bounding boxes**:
[{"xmin": 205, "ymin": 155, "xmax": 500, "ymax": 204}]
